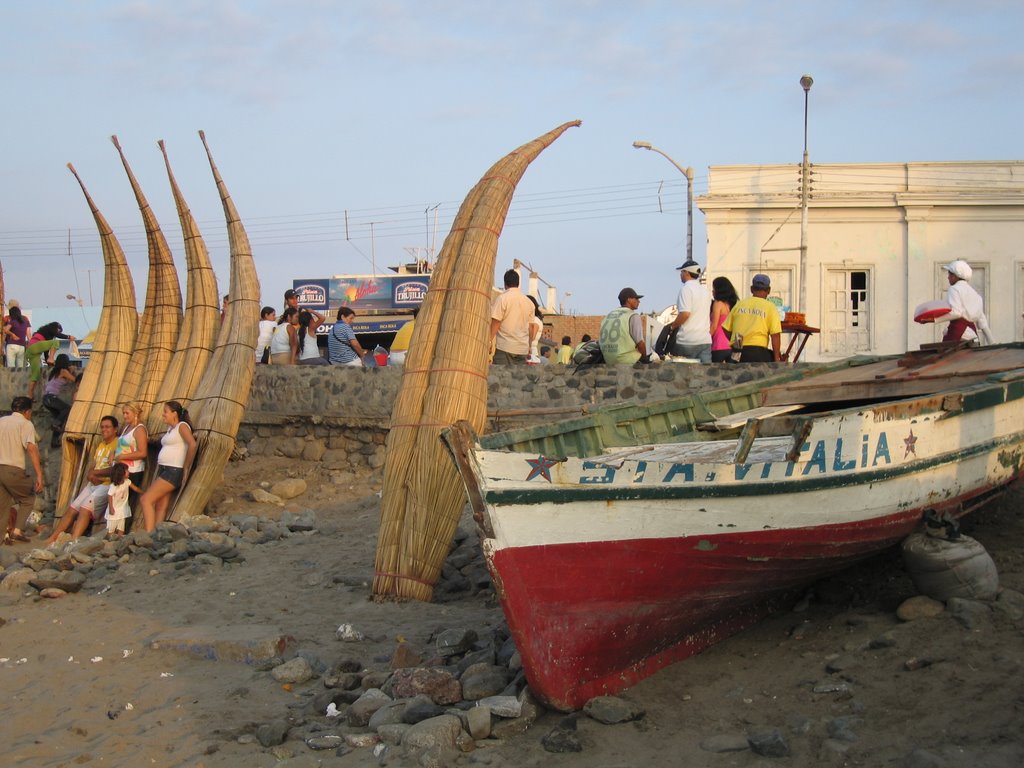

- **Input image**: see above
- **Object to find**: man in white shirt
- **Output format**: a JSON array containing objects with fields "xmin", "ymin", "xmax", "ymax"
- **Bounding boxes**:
[
  {"xmin": 941, "ymin": 260, "xmax": 994, "ymax": 345},
  {"xmin": 489, "ymin": 269, "xmax": 536, "ymax": 364},
  {"xmin": 669, "ymin": 260, "xmax": 712, "ymax": 363},
  {"xmin": 0, "ymin": 396, "xmax": 43, "ymax": 544}
]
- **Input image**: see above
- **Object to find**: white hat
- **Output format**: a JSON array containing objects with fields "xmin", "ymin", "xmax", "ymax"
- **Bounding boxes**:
[{"xmin": 946, "ymin": 260, "xmax": 972, "ymax": 281}]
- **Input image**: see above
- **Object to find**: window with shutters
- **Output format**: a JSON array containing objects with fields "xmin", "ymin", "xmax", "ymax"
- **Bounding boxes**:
[{"xmin": 823, "ymin": 268, "xmax": 871, "ymax": 355}]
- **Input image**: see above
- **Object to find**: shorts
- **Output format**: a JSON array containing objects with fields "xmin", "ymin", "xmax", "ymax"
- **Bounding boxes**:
[
  {"xmin": 157, "ymin": 465, "xmax": 185, "ymax": 489},
  {"xmin": 71, "ymin": 483, "xmax": 111, "ymax": 520}
]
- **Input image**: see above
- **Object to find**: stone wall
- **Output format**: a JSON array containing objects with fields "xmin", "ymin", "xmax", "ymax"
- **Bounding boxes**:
[{"xmin": 0, "ymin": 361, "xmax": 797, "ymax": 513}]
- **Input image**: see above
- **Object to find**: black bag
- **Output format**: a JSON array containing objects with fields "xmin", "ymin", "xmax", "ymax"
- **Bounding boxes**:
[{"xmin": 654, "ymin": 324, "xmax": 679, "ymax": 358}]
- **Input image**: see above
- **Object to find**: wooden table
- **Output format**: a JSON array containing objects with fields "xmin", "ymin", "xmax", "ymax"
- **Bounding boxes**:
[{"xmin": 781, "ymin": 322, "xmax": 819, "ymax": 363}]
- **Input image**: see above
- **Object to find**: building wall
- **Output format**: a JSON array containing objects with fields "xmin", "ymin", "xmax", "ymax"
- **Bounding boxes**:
[
  {"xmin": 542, "ymin": 314, "xmax": 603, "ymax": 348},
  {"xmin": 698, "ymin": 161, "xmax": 1024, "ymax": 361}
]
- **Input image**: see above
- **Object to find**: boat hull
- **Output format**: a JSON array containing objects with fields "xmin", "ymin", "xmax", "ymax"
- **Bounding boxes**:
[
  {"xmin": 446, "ymin": 359, "xmax": 1024, "ymax": 710},
  {"xmin": 484, "ymin": 492, "xmax": 996, "ymax": 711}
]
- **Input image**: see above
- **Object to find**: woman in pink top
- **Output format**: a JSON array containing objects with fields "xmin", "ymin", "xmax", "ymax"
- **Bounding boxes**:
[{"xmin": 710, "ymin": 277, "xmax": 739, "ymax": 363}]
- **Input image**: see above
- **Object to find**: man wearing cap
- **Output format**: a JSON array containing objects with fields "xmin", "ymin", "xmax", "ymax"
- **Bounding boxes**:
[
  {"xmin": 600, "ymin": 288, "xmax": 648, "ymax": 364},
  {"xmin": 669, "ymin": 260, "xmax": 712, "ymax": 363},
  {"xmin": 723, "ymin": 274, "xmax": 782, "ymax": 363},
  {"xmin": 489, "ymin": 269, "xmax": 536, "ymax": 364},
  {"xmin": 283, "ymin": 289, "xmax": 300, "ymax": 313},
  {"xmin": 934, "ymin": 260, "xmax": 994, "ymax": 345}
]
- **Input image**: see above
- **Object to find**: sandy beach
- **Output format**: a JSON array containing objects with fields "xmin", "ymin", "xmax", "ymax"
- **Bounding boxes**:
[{"xmin": 2, "ymin": 452, "xmax": 1023, "ymax": 768}]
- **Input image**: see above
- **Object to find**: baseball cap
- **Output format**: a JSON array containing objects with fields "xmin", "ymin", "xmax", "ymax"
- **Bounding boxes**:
[
  {"xmin": 284, "ymin": 289, "xmax": 297, "ymax": 300},
  {"xmin": 618, "ymin": 287, "xmax": 643, "ymax": 303},
  {"xmin": 675, "ymin": 259, "xmax": 702, "ymax": 276},
  {"xmin": 751, "ymin": 274, "xmax": 771, "ymax": 290}
]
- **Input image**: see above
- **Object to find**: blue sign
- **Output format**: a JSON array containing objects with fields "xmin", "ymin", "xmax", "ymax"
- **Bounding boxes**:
[
  {"xmin": 394, "ymin": 279, "xmax": 429, "ymax": 306},
  {"xmin": 293, "ymin": 279, "xmax": 330, "ymax": 311}
]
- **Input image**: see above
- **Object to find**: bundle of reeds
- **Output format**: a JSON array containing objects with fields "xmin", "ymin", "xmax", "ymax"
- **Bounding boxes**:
[
  {"xmin": 169, "ymin": 131, "xmax": 259, "ymax": 523},
  {"xmin": 373, "ymin": 120, "xmax": 581, "ymax": 601},
  {"xmin": 111, "ymin": 136, "xmax": 182, "ymax": 416},
  {"xmin": 59, "ymin": 165, "xmax": 139, "ymax": 513},
  {"xmin": 146, "ymin": 139, "xmax": 220, "ymax": 439}
]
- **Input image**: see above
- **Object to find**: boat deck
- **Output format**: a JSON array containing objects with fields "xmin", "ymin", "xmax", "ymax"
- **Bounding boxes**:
[
  {"xmin": 763, "ymin": 345, "xmax": 1024, "ymax": 405},
  {"xmin": 597, "ymin": 435, "xmax": 794, "ymax": 467}
]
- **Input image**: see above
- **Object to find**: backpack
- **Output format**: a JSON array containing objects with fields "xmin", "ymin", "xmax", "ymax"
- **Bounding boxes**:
[{"xmin": 572, "ymin": 340, "xmax": 603, "ymax": 367}]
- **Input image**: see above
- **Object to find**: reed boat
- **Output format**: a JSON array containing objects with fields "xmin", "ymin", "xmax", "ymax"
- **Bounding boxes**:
[{"xmin": 442, "ymin": 343, "xmax": 1024, "ymax": 711}]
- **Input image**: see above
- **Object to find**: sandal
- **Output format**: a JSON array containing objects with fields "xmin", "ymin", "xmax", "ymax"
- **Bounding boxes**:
[{"xmin": 9, "ymin": 531, "xmax": 30, "ymax": 543}]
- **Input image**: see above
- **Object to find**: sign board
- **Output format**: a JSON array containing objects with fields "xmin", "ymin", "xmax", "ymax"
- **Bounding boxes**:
[{"xmin": 294, "ymin": 275, "xmax": 430, "ymax": 313}]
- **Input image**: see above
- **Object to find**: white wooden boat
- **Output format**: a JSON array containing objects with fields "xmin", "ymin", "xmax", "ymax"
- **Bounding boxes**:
[{"xmin": 443, "ymin": 344, "xmax": 1024, "ymax": 710}]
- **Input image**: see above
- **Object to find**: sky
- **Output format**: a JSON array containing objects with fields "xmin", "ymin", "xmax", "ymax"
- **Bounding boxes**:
[{"xmin": 1, "ymin": 0, "xmax": 1022, "ymax": 319}]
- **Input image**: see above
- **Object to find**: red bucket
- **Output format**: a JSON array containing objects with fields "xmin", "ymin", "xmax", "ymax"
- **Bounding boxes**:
[{"xmin": 374, "ymin": 351, "xmax": 388, "ymax": 367}]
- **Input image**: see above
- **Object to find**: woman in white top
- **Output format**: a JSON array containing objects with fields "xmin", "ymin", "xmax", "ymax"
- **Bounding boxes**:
[
  {"xmin": 115, "ymin": 401, "xmax": 148, "ymax": 522},
  {"xmin": 255, "ymin": 306, "xmax": 277, "ymax": 363},
  {"xmin": 269, "ymin": 307, "xmax": 299, "ymax": 365},
  {"xmin": 296, "ymin": 309, "xmax": 328, "ymax": 365},
  {"xmin": 139, "ymin": 400, "xmax": 197, "ymax": 532},
  {"xmin": 527, "ymin": 295, "xmax": 544, "ymax": 362}
]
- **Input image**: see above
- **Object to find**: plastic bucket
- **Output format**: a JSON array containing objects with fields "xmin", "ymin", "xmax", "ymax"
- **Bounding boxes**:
[{"xmin": 374, "ymin": 352, "xmax": 388, "ymax": 367}]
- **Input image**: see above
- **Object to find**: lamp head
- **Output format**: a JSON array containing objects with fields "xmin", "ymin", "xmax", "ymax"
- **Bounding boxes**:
[
  {"xmin": 800, "ymin": 74, "xmax": 813, "ymax": 92},
  {"xmin": 632, "ymin": 140, "xmax": 652, "ymax": 150}
]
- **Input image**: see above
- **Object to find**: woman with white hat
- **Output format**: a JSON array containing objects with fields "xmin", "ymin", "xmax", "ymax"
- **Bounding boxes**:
[{"xmin": 939, "ymin": 260, "xmax": 994, "ymax": 345}]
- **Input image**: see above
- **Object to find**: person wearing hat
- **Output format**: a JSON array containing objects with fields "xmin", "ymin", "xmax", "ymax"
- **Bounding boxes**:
[
  {"xmin": 928, "ymin": 260, "xmax": 994, "ymax": 345},
  {"xmin": 283, "ymin": 288, "xmax": 300, "ymax": 313},
  {"xmin": 722, "ymin": 274, "xmax": 782, "ymax": 363},
  {"xmin": 600, "ymin": 288, "xmax": 648, "ymax": 364},
  {"xmin": 668, "ymin": 260, "xmax": 712, "ymax": 363}
]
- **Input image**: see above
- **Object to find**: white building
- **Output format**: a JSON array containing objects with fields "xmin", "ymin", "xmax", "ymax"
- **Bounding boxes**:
[{"xmin": 698, "ymin": 162, "xmax": 1024, "ymax": 361}]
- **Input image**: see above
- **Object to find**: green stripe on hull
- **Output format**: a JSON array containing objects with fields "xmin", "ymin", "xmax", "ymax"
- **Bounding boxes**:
[{"xmin": 484, "ymin": 433, "xmax": 1024, "ymax": 506}]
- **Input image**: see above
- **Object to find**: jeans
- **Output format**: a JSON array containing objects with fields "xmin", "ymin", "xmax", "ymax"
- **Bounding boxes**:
[{"xmin": 672, "ymin": 342, "xmax": 712, "ymax": 364}]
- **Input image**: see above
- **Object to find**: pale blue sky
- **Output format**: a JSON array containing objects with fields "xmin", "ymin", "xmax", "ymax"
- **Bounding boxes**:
[{"xmin": 1, "ymin": 0, "xmax": 1021, "ymax": 316}]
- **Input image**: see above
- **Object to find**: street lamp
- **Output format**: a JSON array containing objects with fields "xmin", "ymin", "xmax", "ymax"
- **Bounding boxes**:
[
  {"xmin": 632, "ymin": 140, "xmax": 695, "ymax": 265},
  {"xmin": 798, "ymin": 74, "xmax": 813, "ymax": 313}
]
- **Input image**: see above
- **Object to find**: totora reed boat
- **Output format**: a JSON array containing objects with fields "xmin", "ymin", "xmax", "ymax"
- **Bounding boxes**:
[{"xmin": 442, "ymin": 343, "xmax": 1024, "ymax": 710}]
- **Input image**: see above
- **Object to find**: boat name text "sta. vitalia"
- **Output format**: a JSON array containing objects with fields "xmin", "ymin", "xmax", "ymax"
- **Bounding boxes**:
[{"xmin": 577, "ymin": 432, "xmax": 901, "ymax": 485}]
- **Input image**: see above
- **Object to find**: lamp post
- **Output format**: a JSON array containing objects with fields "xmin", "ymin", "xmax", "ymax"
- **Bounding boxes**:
[
  {"xmin": 798, "ymin": 74, "xmax": 813, "ymax": 313},
  {"xmin": 633, "ymin": 141, "xmax": 694, "ymax": 265}
]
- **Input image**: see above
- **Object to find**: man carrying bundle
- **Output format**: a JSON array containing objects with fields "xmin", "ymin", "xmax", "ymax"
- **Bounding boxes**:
[{"xmin": 939, "ymin": 260, "xmax": 994, "ymax": 345}]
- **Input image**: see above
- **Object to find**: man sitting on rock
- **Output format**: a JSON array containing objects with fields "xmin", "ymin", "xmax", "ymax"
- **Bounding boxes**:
[{"xmin": 45, "ymin": 415, "xmax": 119, "ymax": 545}]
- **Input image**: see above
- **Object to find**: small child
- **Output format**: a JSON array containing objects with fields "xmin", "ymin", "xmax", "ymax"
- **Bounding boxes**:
[{"xmin": 105, "ymin": 463, "xmax": 140, "ymax": 537}]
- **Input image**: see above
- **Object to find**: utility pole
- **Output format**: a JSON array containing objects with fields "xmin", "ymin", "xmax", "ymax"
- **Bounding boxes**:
[{"xmin": 799, "ymin": 74, "xmax": 813, "ymax": 313}]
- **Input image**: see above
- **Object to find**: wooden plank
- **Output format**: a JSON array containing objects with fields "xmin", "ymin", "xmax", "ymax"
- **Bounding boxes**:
[
  {"xmin": 596, "ymin": 436, "xmax": 794, "ymax": 466},
  {"xmin": 697, "ymin": 404, "xmax": 803, "ymax": 431}
]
